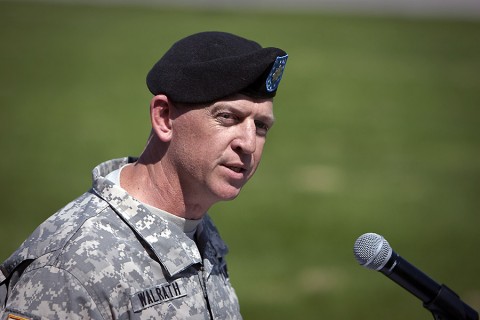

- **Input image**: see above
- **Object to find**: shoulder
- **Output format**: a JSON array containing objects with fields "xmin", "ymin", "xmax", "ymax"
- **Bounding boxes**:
[
  {"xmin": 1, "ymin": 191, "xmax": 110, "ymax": 279},
  {"xmin": 1, "ymin": 191, "xmax": 139, "ymax": 319},
  {"xmin": 3, "ymin": 264, "xmax": 104, "ymax": 319}
]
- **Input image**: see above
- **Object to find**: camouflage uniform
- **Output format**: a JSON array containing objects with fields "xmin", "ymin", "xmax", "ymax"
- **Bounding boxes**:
[{"xmin": 0, "ymin": 158, "xmax": 242, "ymax": 320}]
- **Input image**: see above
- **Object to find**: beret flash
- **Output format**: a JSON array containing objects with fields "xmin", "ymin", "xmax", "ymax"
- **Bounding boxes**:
[{"xmin": 146, "ymin": 31, "xmax": 288, "ymax": 103}]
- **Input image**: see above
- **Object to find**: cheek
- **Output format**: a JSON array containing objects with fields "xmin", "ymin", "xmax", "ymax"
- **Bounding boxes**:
[
  {"xmin": 252, "ymin": 140, "xmax": 267, "ymax": 165},
  {"xmin": 256, "ymin": 137, "xmax": 267, "ymax": 154},
  {"xmin": 172, "ymin": 129, "xmax": 219, "ymax": 169},
  {"xmin": 170, "ymin": 130, "xmax": 204, "ymax": 170}
]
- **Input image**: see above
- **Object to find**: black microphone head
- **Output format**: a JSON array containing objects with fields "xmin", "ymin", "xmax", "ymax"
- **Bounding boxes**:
[{"xmin": 354, "ymin": 233, "xmax": 393, "ymax": 271}]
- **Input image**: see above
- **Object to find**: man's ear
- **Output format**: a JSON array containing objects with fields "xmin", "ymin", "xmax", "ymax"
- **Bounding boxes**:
[{"xmin": 150, "ymin": 95, "xmax": 173, "ymax": 142}]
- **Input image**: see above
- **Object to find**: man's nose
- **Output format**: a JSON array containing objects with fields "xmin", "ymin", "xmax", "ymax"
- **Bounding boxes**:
[{"xmin": 231, "ymin": 121, "xmax": 257, "ymax": 154}]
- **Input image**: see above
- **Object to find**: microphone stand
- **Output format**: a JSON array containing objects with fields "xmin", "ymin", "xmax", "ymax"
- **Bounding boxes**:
[{"xmin": 424, "ymin": 284, "xmax": 478, "ymax": 320}]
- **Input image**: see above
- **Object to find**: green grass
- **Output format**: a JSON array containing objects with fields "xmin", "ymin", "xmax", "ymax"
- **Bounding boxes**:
[{"xmin": 1, "ymin": 2, "xmax": 480, "ymax": 319}]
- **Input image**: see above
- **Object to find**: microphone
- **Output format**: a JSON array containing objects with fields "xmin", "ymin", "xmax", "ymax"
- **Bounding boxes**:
[{"xmin": 353, "ymin": 233, "xmax": 478, "ymax": 320}]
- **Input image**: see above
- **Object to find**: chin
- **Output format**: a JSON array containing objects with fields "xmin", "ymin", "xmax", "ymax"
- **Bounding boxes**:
[{"xmin": 214, "ymin": 186, "xmax": 242, "ymax": 202}]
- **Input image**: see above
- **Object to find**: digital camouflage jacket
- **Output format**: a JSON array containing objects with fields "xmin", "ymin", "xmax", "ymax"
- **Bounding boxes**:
[{"xmin": 0, "ymin": 158, "xmax": 242, "ymax": 320}]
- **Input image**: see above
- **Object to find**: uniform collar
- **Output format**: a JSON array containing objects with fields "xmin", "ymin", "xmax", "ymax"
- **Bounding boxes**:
[{"xmin": 91, "ymin": 157, "xmax": 228, "ymax": 277}]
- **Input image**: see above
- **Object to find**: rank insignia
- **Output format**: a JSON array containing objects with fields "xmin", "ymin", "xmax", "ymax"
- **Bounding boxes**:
[{"xmin": 266, "ymin": 54, "xmax": 288, "ymax": 92}]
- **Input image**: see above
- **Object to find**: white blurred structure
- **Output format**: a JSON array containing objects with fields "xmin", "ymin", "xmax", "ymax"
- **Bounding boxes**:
[{"xmin": 10, "ymin": 0, "xmax": 480, "ymax": 19}]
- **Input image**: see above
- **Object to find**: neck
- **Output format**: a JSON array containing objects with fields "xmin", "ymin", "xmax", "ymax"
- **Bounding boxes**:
[{"xmin": 121, "ymin": 144, "xmax": 207, "ymax": 220}]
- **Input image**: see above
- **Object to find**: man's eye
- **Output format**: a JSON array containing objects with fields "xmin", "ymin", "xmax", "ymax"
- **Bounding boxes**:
[
  {"xmin": 217, "ymin": 113, "xmax": 238, "ymax": 124},
  {"xmin": 255, "ymin": 120, "xmax": 269, "ymax": 130},
  {"xmin": 220, "ymin": 113, "xmax": 233, "ymax": 119},
  {"xmin": 255, "ymin": 120, "xmax": 270, "ymax": 136}
]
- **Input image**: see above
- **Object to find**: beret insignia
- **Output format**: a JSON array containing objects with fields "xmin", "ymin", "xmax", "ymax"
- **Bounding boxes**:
[{"xmin": 266, "ymin": 55, "xmax": 288, "ymax": 92}]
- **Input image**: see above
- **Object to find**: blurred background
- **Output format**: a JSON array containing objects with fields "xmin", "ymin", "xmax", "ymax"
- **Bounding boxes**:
[{"xmin": 1, "ymin": 0, "xmax": 479, "ymax": 319}]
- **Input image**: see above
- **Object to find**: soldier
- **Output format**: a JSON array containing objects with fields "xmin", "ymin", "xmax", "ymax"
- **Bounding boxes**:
[{"xmin": 0, "ymin": 31, "xmax": 288, "ymax": 319}]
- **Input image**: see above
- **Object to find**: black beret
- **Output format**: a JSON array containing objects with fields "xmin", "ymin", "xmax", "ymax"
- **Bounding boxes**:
[{"xmin": 146, "ymin": 31, "xmax": 288, "ymax": 103}]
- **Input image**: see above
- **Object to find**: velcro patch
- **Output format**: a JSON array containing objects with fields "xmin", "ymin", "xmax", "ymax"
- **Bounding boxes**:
[
  {"xmin": 131, "ymin": 279, "xmax": 187, "ymax": 312},
  {"xmin": 7, "ymin": 314, "xmax": 31, "ymax": 320}
]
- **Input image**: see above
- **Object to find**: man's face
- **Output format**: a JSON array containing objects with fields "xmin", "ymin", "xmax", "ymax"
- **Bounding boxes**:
[{"xmin": 169, "ymin": 94, "xmax": 275, "ymax": 206}]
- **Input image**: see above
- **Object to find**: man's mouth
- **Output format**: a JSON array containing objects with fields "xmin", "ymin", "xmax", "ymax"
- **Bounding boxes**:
[{"xmin": 225, "ymin": 165, "xmax": 245, "ymax": 173}]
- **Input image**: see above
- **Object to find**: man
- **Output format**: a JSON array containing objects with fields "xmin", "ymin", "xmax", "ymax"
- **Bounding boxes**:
[{"xmin": 0, "ymin": 31, "xmax": 288, "ymax": 319}]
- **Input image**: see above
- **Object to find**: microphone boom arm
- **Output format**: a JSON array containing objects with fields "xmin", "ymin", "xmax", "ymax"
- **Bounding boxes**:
[
  {"xmin": 424, "ymin": 284, "xmax": 478, "ymax": 320},
  {"xmin": 382, "ymin": 252, "xmax": 478, "ymax": 320}
]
